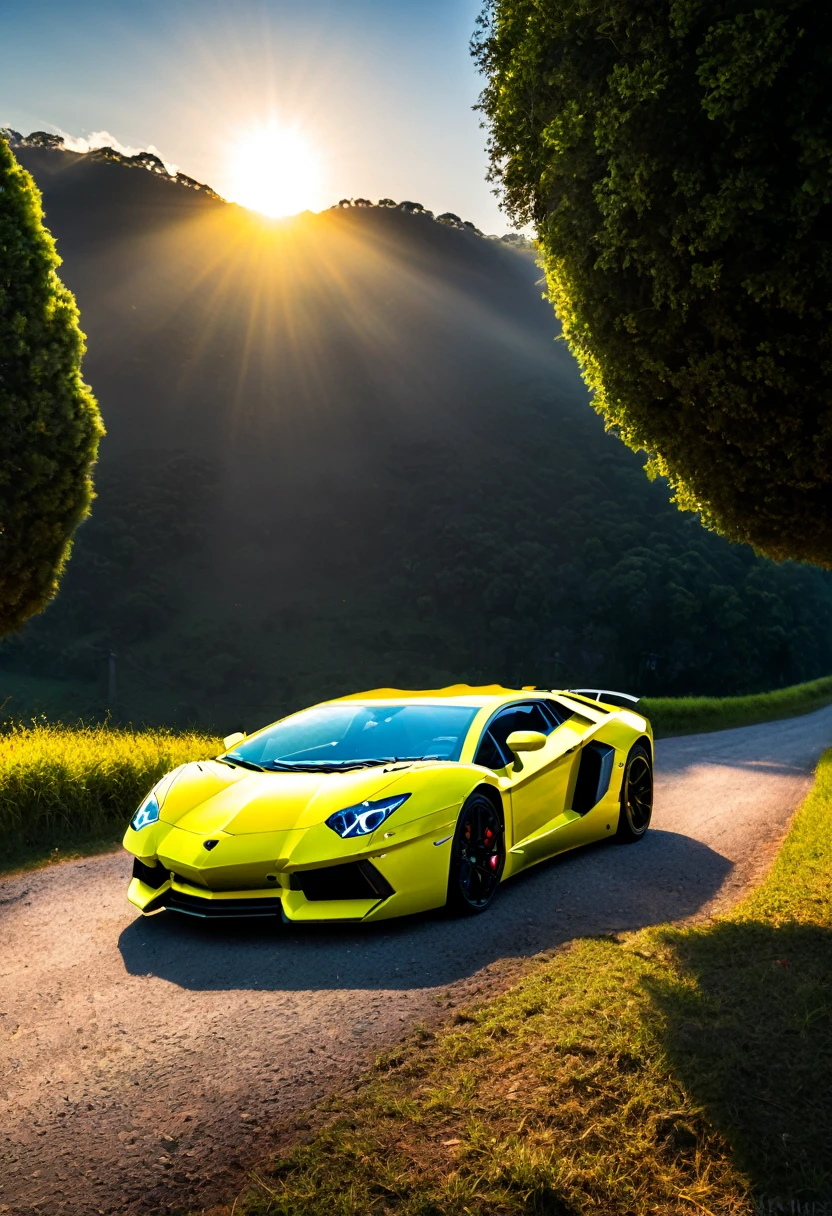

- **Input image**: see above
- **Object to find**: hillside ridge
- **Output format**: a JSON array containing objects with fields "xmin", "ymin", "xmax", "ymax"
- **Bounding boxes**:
[{"xmin": 1, "ymin": 127, "xmax": 532, "ymax": 245}]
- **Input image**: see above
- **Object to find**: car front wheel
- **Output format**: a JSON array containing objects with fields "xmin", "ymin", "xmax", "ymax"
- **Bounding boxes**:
[{"xmin": 446, "ymin": 791, "xmax": 506, "ymax": 914}]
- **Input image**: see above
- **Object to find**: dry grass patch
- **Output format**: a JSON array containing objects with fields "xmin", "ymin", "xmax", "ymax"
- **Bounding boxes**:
[{"xmin": 234, "ymin": 938, "xmax": 748, "ymax": 1215}]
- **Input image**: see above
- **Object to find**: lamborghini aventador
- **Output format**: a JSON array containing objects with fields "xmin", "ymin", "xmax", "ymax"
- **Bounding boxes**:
[{"xmin": 124, "ymin": 685, "xmax": 653, "ymax": 922}]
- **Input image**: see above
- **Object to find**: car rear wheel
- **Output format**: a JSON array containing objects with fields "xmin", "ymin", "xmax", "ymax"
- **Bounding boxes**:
[
  {"xmin": 616, "ymin": 744, "xmax": 653, "ymax": 842},
  {"xmin": 446, "ymin": 791, "xmax": 505, "ymax": 914}
]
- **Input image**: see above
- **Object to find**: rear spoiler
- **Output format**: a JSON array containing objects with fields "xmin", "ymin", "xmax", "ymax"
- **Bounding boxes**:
[{"xmin": 564, "ymin": 688, "xmax": 641, "ymax": 711}]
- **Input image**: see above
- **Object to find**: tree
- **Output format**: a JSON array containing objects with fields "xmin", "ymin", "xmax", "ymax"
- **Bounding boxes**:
[
  {"xmin": 0, "ymin": 135, "xmax": 103, "ymax": 635},
  {"xmin": 473, "ymin": 0, "xmax": 832, "ymax": 565}
]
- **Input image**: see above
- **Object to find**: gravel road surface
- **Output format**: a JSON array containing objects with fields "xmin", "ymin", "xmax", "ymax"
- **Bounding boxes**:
[{"xmin": 2, "ymin": 707, "xmax": 831, "ymax": 1215}]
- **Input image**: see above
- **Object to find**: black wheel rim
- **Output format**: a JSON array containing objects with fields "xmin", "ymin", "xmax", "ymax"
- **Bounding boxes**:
[
  {"xmin": 625, "ymin": 755, "xmax": 653, "ymax": 832},
  {"xmin": 454, "ymin": 799, "xmax": 504, "ymax": 908}
]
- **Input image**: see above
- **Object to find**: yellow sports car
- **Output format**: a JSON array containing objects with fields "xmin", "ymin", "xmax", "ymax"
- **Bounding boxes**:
[{"xmin": 124, "ymin": 685, "xmax": 653, "ymax": 922}]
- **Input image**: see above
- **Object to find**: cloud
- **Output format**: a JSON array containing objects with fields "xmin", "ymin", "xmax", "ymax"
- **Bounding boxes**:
[{"xmin": 56, "ymin": 128, "xmax": 179, "ymax": 176}]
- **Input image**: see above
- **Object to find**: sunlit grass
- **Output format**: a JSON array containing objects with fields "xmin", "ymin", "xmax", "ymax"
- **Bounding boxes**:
[
  {"xmin": 644, "ymin": 674, "xmax": 832, "ymax": 737},
  {"xmin": 223, "ymin": 755, "xmax": 832, "ymax": 1216},
  {"xmin": 0, "ymin": 721, "xmax": 220, "ymax": 869}
]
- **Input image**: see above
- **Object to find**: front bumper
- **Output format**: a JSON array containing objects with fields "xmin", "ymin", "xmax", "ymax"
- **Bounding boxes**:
[
  {"xmin": 130, "ymin": 855, "xmax": 396, "ymax": 921},
  {"xmin": 127, "ymin": 805, "xmax": 457, "ymax": 923}
]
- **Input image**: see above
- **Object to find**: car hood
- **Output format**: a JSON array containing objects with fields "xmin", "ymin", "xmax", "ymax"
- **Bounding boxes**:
[{"xmin": 158, "ymin": 760, "xmax": 409, "ymax": 835}]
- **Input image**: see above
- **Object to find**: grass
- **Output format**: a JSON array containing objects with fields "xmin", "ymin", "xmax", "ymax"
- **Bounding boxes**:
[
  {"xmin": 220, "ymin": 753, "xmax": 832, "ymax": 1216},
  {"xmin": 643, "ymin": 674, "xmax": 832, "ymax": 737},
  {"xmin": 0, "ymin": 721, "xmax": 220, "ymax": 870}
]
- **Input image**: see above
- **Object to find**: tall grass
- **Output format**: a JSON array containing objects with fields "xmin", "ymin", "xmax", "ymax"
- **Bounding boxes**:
[
  {"xmin": 0, "ymin": 722, "xmax": 220, "ymax": 865},
  {"xmin": 643, "ymin": 673, "xmax": 832, "ymax": 737}
]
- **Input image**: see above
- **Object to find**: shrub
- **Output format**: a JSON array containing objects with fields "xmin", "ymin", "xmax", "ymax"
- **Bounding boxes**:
[{"xmin": 0, "ymin": 136, "xmax": 104, "ymax": 635}]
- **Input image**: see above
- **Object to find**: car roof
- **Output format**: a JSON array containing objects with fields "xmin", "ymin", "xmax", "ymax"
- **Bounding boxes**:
[{"xmin": 325, "ymin": 685, "xmax": 568, "ymax": 710}]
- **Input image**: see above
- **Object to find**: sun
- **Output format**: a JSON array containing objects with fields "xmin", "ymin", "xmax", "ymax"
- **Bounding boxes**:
[{"xmin": 228, "ymin": 123, "xmax": 323, "ymax": 218}]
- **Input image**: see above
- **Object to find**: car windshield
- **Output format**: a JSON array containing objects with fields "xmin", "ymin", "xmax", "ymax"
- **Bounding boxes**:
[{"xmin": 226, "ymin": 703, "xmax": 478, "ymax": 768}]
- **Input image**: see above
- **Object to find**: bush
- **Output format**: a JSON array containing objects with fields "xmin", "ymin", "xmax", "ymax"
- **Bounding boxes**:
[
  {"xmin": 474, "ymin": 1, "xmax": 832, "ymax": 565},
  {"xmin": 0, "ymin": 136, "xmax": 104, "ymax": 635}
]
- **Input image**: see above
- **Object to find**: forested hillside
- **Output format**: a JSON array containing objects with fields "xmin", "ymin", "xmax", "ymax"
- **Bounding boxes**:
[{"xmin": 2, "ymin": 144, "xmax": 831, "ymax": 730}]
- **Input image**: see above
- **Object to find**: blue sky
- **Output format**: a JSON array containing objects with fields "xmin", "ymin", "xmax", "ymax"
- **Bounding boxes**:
[{"xmin": 0, "ymin": 0, "xmax": 515, "ymax": 232}]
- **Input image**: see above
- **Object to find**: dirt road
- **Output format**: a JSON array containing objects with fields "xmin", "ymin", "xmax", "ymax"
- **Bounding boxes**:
[{"xmin": 2, "ymin": 708, "xmax": 831, "ymax": 1215}]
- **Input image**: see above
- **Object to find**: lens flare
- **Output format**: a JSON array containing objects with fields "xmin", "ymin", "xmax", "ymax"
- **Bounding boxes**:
[{"xmin": 227, "ymin": 123, "xmax": 323, "ymax": 218}]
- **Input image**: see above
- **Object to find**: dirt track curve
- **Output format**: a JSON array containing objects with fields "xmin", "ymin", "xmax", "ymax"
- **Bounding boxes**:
[{"xmin": 3, "ymin": 707, "xmax": 832, "ymax": 1216}]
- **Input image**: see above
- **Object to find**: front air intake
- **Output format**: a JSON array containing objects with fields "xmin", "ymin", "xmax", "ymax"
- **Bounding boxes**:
[
  {"xmin": 290, "ymin": 861, "xmax": 394, "ymax": 902},
  {"xmin": 133, "ymin": 858, "xmax": 170, "ymax": 889},
  {"xmin": 163, "ymin": 890, "xmax": 282, "ymax": 918}
]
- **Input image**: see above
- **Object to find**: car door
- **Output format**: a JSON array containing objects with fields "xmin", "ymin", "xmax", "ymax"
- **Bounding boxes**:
[
  {"xmin": 475, "ymin": 702, "xmax": 579, "ymax": 853},
  {"xmin": 517, "ymin": 720, "xmax": 620, "ymax": 866}
]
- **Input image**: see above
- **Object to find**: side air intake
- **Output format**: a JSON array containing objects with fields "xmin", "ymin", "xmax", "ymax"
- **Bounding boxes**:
[{"xmin": 572, "ymin": 742, "xmax": 616, "ymax": 815}]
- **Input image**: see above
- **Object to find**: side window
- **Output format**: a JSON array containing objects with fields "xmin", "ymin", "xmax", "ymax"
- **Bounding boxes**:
[
  {"xmin": 493, "ymin": 703, "xmax": 554, "ymax": 743},
  {"xmin": 475, "ymin": 702, "xmax": 555, "ymax": 769},
  {"xmin": 474, "ymin": 729, "xmax": 509, "ymax": 770}
]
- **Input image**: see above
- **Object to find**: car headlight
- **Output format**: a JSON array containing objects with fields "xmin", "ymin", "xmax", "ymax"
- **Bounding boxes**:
[
  {"xmin": 325, "ymin": 793, "xmax": 411, "ymax": 839},
  {"xmin": 130, "ymin": 792, "xmax": 161, "ymax": 832}
]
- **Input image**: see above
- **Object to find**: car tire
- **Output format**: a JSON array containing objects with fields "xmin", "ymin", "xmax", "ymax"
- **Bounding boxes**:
[
  {"xmin": 446, "ymin": 790, "xmax": 506, "ymax": 915},
  {"xmin": 616, "ymin": 743, "xmax": 653, "ymax": 842}
]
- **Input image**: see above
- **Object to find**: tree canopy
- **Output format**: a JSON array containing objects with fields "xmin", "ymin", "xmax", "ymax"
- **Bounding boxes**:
[
  {"xmin": 6, "ymin": 387, "xmax": 832, "ymax": 725},
  {"xmin": 473, "ymin": 0, "xmax": 832, "ymax": 565},
  {"xmin": 0, "ymin": 136, "xmax": 103, "ymax": 635}
]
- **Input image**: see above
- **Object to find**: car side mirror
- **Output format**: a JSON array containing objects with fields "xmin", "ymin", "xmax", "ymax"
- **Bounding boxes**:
[
  {"xmin": 506, "ymin": 730, "xmax": 547, "ymax": 755},
  {"xmin": 223, "ymin": 731, "xmax": 246, "ymax": 751}
]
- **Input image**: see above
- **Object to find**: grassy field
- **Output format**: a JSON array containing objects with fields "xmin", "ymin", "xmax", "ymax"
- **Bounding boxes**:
[
  {"xmin": 221, "ymin": 753, "xmax": 832, "ymax": 1216},
  {"xmin": 0, "ymin": 722, "xmax": 220, "ymax": 870},
  {"xmin": 643, "ymin": 674, "xmax": 832, "ymax": 737}
]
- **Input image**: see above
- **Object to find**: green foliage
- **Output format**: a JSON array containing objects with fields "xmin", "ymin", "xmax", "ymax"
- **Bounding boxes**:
[
  {"xmin": 644, "ymin": 673, "xmax": 832, "ymax": 736},
  {"xmin": 229, "ymin": 753, "xmax": 832, "ymax": 1216},
  {"xmin": 0, "ymin": 136, "xmax": 103, "ymax": 635},
  {"xmin": 473, "ymin": 1, "xmax": 832, "ymax": 565},
  {"xmin": 0, "ymin": 721, "xmax": 219, "ymax": 865},
  {"xmin": 4, "ymin": 395, "xmax": 832, "ymax": 727}
]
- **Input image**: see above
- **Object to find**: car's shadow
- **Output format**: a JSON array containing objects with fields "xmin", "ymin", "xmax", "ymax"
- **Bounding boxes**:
[{"xmin": 118, "ymin": 828, "xmax": 732, "ymax": 991}]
